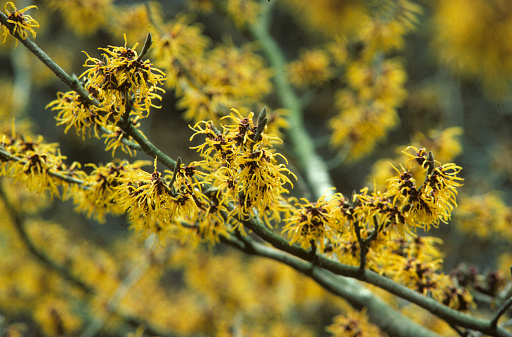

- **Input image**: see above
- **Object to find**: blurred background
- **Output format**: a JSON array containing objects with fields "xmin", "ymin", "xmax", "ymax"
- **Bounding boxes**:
[{"xmin": 1, "ymin": 0, "xmax": 512, "ymax": 336}]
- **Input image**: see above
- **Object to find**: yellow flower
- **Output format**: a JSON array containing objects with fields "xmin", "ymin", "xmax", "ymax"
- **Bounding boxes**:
[
  {"xmin": 191, "ymin": 109, "xmax": 295, "ymax": 225},
  {"xmin": 73, "ymin": 160, "xmax": 148, "ymax": 223},
  {"xmin": 46, "ymin": 90, "xmax": 103, "ymax": 138},
  {"xmin": 114, "ymin": 159, "xmax": 209, "ymax": 238},
  {"xmin": 226, "ymin": 0, "xmax": 262, "ymax": 27},
  {"xmin": 151, "ymin": 15, "xmax": 210, "ymax": 89},
  {"xmin": 386, "ymin": 147, "xmax": 463, "ymax": 232},
  {"xmin": 46, "ymin": 0, "xmax": 113, "ymax": 36},
  {"xmin": 107, "ymin": 3, "xmax": 157, "ymax": 43},
  {"xmin": 327, "ymin": 309, "xmax": 384, "ymax": 337},
  {"xmin": 330, "ymin": 93, "xmax": 399, "ymax": 161},
  {"xmin": 345, "ymin": 59, "xmax": 407, "ymax": 108},
  {"xmin": 1, "ymin": 2, "xmax": 39, "ymax": 45},
  {"xmin": 81, "ymin": 35, "xmax": 166, "ymax": 120},
  {"xmin": 288, "ymin": 49, "xmax": 333, "ymax": 88},
  {"xmin": 329, "ymin": 57, "xmax": 406, "ymax": 161},
  {"xmin": 0, "ymin": 131, "xmax": 80, "ymax": 198},
  {"xmin": 282, "ymin": 194, "xmax": 341, "ymax": 252},
  {"xmin": 432, "ymin": 0, "xmax": 512, "ymax": 96},
  {"xmin": 358, "ymin": 0, "xmax": 422, "ymax": 57},
  {"xmin": 455, "ymin": 192, "xmax": 512, "ymax": 241},
  {"xmin": 280, "ymin": 0, "xmax": 367, "ymax": 37}
]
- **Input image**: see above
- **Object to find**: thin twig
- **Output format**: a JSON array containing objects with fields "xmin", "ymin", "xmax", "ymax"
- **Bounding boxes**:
[
  {"xmin": 0, "ymin": 11, "xmax": 98, "ymax": 107},
  {"xmin": 235, "ymin": 205, "xmax": 512, "ymax": 337},
  {"xmin": 0, "ymin": 147, "xmax": 88, "ymax": 187},
  {"xmin": 248, "ymin": 6, "xmax": 335, "ymax": 199},
  {"xmin": 491, "ymin": 297, "xmax": 512, "ymax": 332}
]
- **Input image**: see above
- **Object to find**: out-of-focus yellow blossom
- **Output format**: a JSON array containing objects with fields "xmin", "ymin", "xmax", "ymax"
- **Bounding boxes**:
[
  {"xmin": 151, "ymin": 14, "xmax": 272, "ymax": 124},
  {"xmin": 329, "ymin": 58, "xmax": 406, "ymax": 160},
  {"xmin": 187, "ymin": 0, "xmax": 214, "ymax": 13},
  {"xmin": 330, "ymin": 93, "xmax": 399, "ymax": 160},
  {"xmin": 498, "ymin": 253, "xmax": 512, "ymax": 281},
  {"xmin": 455, "ymin": 192, "xmax": 512, "ymax": 242},
  {"xmin": 281, "ymin": 0, "xmax": 367, "ymax": 37},
  {"xmin": 0, "ymin": 321, "xmax": 27, "ymax": 337},
  {"xmin": 288, "ymin": 49, "xmax": 333, "ymax": 88},
  {"xmin": 1, "ymin": 177, "xmax": 50, "ymax": 214},
  {"xmin": 327, "ymin": 36, "xmax": 348, "ymax": 66},
  {"xmin": 327, "ymin": 309, "xmax": 385, "ymax": 337},
  {"xmin": 227, "ymin": 0, "xmax": 262, "ymax": 28},
  {"xmin": 179, "ymin": 44, "xmax": 272, "ymax": 124},
  {"xmin": 366, "ymin": 158, "xmax": 399, "ymax": 191},
  {"xmin": 346, "ymin": 59, "xmax": 407, "ymax": 107},
  {"xmin": 432, "ymin": 0, "xmax": 512, "ymax": 96},
  {"xmin": 1, "ymin": 2, "xmax": 39, "ymax": 45},
  {"xmin": 33, "ymin": 296, "xmax": 82, "ymax": 336},
  {"xmin": 358, "ymin": 0, "xmax": 422, "ymax": 57},
  {"xmin": 490, "ymin": 142, "xmax": 512, "ymax": 179},
  {"xmin": 412, "ymin": 127, "xmax": 463, "ymax": 164},
  {"xmin": 46, "ymin": 0, "xmax": 114, "ymax": 36},
  {"xmin": 151, "ymin": 15, "xmax": 210, "ymax": 89},
  {"xmin": 108, "ymin": 2, "xmax": 157, "ymax": 43}
]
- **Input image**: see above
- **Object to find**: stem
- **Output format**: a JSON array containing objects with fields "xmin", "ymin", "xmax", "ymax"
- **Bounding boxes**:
[
  {"xmin": 121, "ymin": 120, "xmax": 177, "ymax": 170},
  {"xmin": 0, "ymin": 147, "xmax": 88, "ymax": 187},
  {"xmin": 0, "ymin": 11, "xmax": 98, "ymax": 107},
  {"xmin": 353, "ymin": 220, "xmax": 367, "ymax": 273},
  {"xmin": 237, "ymin": 208, "xmax": 512, "ymax": 337},
  {"xmin": 249, "ymin": 5, "xmax": 334, "ymax": 199},
  {"xmin": 491, "ymin": 296, "xmax": 512, "ymax": 332},
  {"xmin": 221, "ymin": 232, "xmax": 441, "ymax": 337}
]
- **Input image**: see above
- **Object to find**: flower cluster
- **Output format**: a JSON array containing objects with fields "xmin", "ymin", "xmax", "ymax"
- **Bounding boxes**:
[
  {"xmin": 73, "ymin": 160, "xmax": 148, "ymax": 223},
  {"xmin": 282, "ymin": 146, "xmax": 466, "ymax": 301},
  {"xmin": 81, "ymin": 35, "xmax": 165, "ymax": 119},
  {"xmin": 150, "ymin": 15, "xmax": 273, "ymax": 125},
  {"xmin": 432, "ymin": 0, "xmax": 512, "ymax": 96},
  {"xmin": 47, "ymin": 35, "xmax": 165, "ymax": 154},
  {"xmin": 379, "ymin": 236, "xmax": 474, "ymax": 310},
  {"xmin": 283, "ymin": 194, "xmax": 342, "ymax": 251},
  {"xmin": 387, "ymin": 146, "xmax": 463, "ymax": 231},
  {"xmin": 1, "ymin": 2, "xmax": 39, "ymax": 45},
  {"xmin": 0, "ymin": 130, "xmax": 81, "ymax": 197},
  {"xmin": 327, "ymin": 1, "xmax": 420, "ymax": 161},
  {"xmin": 329, "ymin": 59, "xmax": 406, "ymax": 160},
  {"xmin": 191, "ymin": 108, "xmax": 295, "ymax": 226},
  {"xmin": 287, "ymin": 49, "xmax": 333, "ymax": 88},
  {"xmin": 113, "ymin": 158, "xmax": 209, "ymax": 238},
  {"xmin": 455, "ymin": 192, "xmax": 512, "ymax": 241},
  {"xmin": 366, "ymin": 127, "xmax": 463, "ymax": 191}
]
